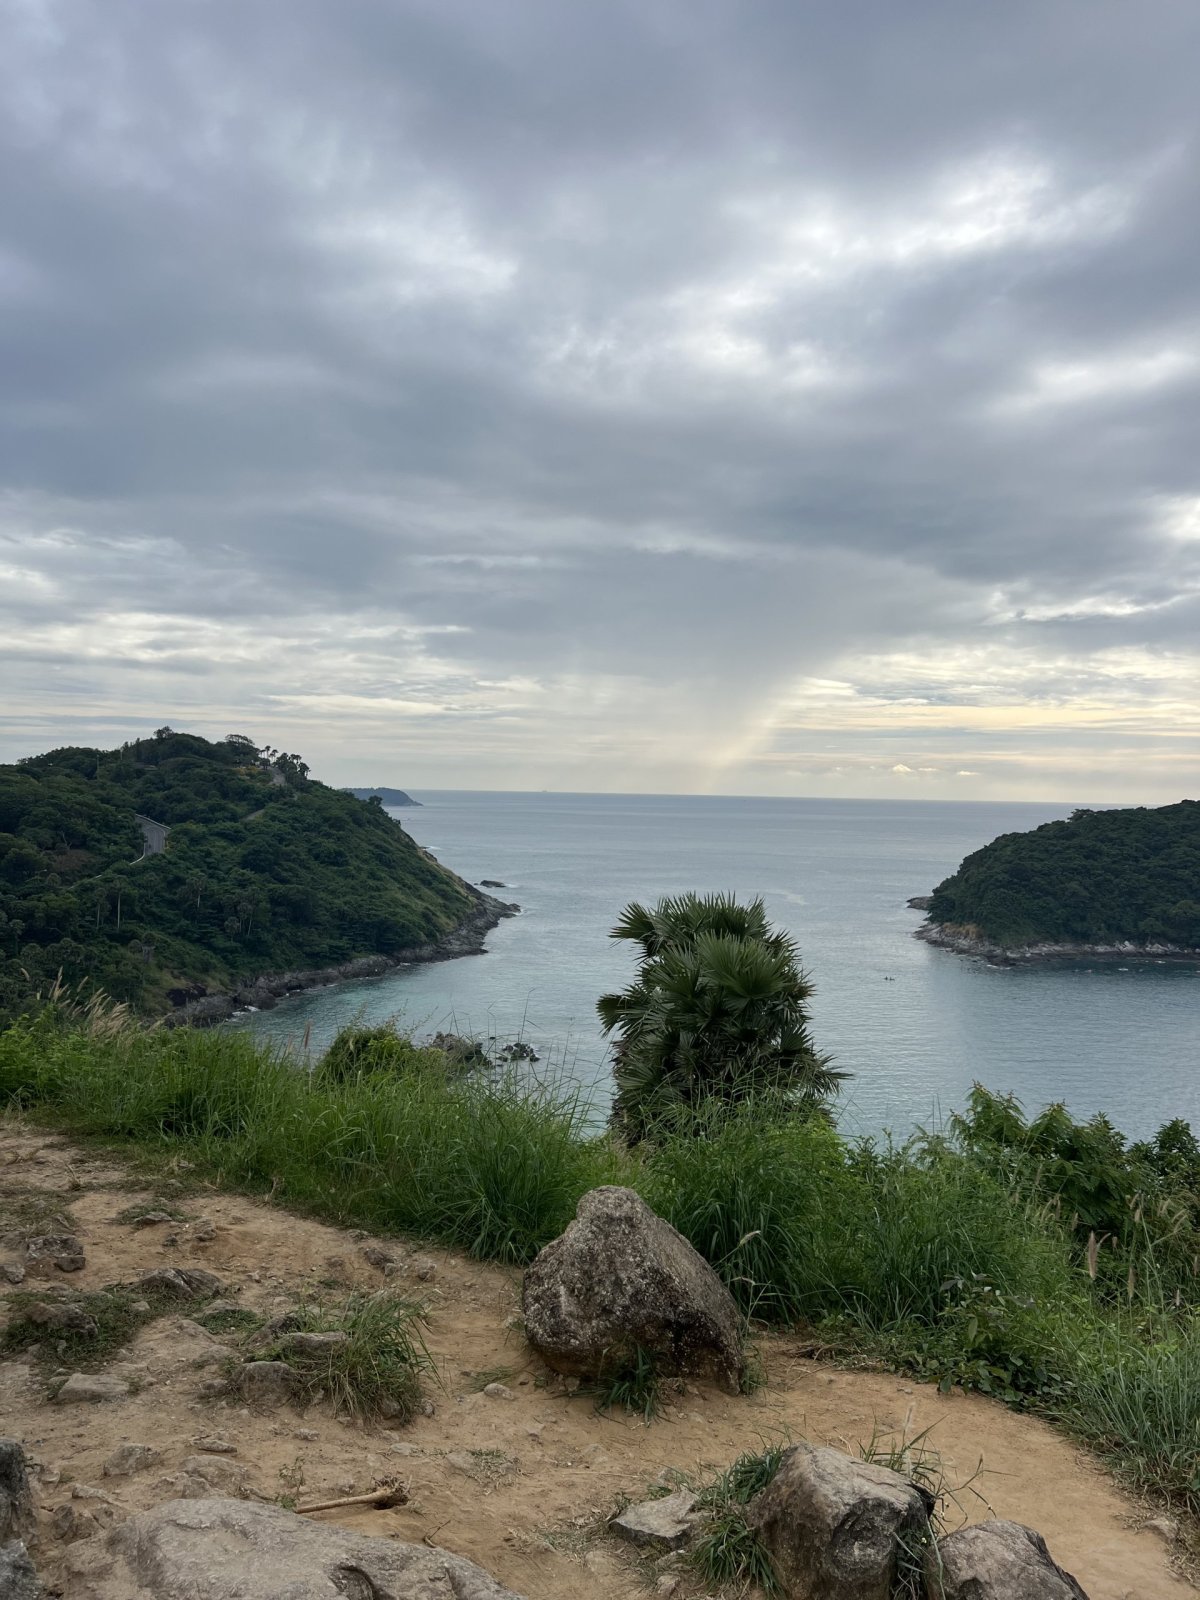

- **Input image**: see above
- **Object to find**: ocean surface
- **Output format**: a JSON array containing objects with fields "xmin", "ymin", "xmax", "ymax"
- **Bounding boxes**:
[{"xmin": 231, "ymin": 793, "xmax": 1199, "ymax": 1140}]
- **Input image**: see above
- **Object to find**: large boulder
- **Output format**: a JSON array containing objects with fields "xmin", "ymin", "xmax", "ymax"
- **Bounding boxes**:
[
  {"xmin": 745, "ymin": 1442, "xmax": 932, "ymax": 1600},
  {"xmin": 522, "ymin": 1187, "xmax": 744, "ymax": 1390},
  {"xmin": 63, "ymin": 1497, "xmax": 525, "ymax": 1599},
  {"xmin": 929, "ymin": 1520, "xmax": 1089, "ymax": 1600},
  {"xmin": 0, "ymin": 1439, "xmax": 35, "ymax": 1545},
  {"xmin": 0, "ymin": 1541, "xmax": 41, "ymax": 1600}
]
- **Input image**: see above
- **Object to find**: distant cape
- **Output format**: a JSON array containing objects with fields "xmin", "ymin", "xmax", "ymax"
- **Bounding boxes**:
[{"xmin": 344, "ymin": 786, "xmax": 422, "ymax": 807}]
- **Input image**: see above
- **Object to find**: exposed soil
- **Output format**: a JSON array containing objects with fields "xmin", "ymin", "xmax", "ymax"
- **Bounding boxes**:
[{"xmin": 1, "ymin": 1119, "xmax": 1193, "ymax": 1599}]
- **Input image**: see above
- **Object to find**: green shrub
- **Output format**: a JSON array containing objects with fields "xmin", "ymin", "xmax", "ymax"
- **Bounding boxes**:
[
  {"xmin": 254, "ymin": 1292, "xmax": 433, "ymax": 1421},
  {"xmin": 316, "ymin": 1023, "xmax": 451, "ymax": 1085}
]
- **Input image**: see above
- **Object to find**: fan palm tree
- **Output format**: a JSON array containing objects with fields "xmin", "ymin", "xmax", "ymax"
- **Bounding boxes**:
[{"xmin": 598, "ymin": 892, "xmax": 843, "ymax": 1142}]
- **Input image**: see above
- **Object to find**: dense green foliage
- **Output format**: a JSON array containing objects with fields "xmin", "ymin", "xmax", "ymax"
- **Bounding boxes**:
[
  {"xmin": 3, "ymin": 1010, "xmax": 1197, "ymax": 1509},
  {"xmin": 599, "ymin": 893, "xmax": 844, "ymax": 1141},
  {"xmin": 927, "ymin": 800, "xmax": 1200, "ymax": 947},
  {"xmin": 0, "ymin": 728, "xmax": 474, "ymax": 1017}
]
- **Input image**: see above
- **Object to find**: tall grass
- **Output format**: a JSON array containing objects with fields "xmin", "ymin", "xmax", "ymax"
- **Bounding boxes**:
[{"xmin": 2, "ymin": 1012, "xmax": 1197, "ymax": 1512}]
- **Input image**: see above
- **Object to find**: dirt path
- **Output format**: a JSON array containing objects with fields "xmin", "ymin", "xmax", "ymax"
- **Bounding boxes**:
[{"xmin": 0, "ymin": 1120, "xmax": 1191, "ymax": 1599}]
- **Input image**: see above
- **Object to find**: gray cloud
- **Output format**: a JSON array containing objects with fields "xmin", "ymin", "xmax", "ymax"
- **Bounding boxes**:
[{"xmin": 1, "ymin": 0, "xmax": 1198, "ymax": 798}]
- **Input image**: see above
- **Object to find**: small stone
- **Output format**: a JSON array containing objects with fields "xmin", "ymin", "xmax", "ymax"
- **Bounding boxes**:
[
  {"xmin": 179, "ymin": 1455, "xmax": 245, "ymax": 1492},
  {"xmin": 23, "ymin": 1234, "xmax": 85, "ymax": 1274},
  {"xmin": 1143, "ymin": 1517, "xmax": 1179, "ymax": 1544},
  {"xmin": 655, "ymin": 1579, "xmax": 679, "ymax": 1598},
  {"xmin": 390, "ymin": 1443, "xmax": 421, "ymax": 1457},
  {"xmin": 131, "ymin": 1211, "xmax": 176, "ymax": 1228},
  {"xmin": 1, "ymin": 1261, "xmax": 26, "ymax": 1284},
  {"xmin": 482, "ymin": 1383, "xmax": 516, "ymax": 1402},
  {"xmin": 192, "ymin": 1219, "xmax": 216, "ymax": 1242},
  {"xmin": 129, "ymin": 1300, "xmax": 151, "ymax": 1314},
  {"xmin": 611, "ymin": 1490, "xmax": 699, "ymax": 1552},
  {"xmin": 191, "ymin": 1436, "xmax": 238, "ymax": 1455},
  {"xmin": 295, "ymin": 1429, "xmax": 320, "ymax": 1441},
  {"xmin": 103, "ymin": 1444, "xmax": 160, "ymax": 1477},
  {"xmin": 362, "ymin": 1246, "xmax": 394, "ymax": 1271},
  {"xmin": 1, "ymin": 1438, "xmax": 35, "ymax": 1544},
  {"xmin": 444, "ymin": 1450, "xmax": 476, "ymax": 1476},
  {"xmin": 412, "ymin": 1258, "xmax": 436, "ymax": 1282},
  {"xmin": 51, "ymin": 1502, "xmax": 106, "ymax": 1542},
  {"xmin": 54, "ymin": 1372, "xmax": 131, "ymax": 1404},
  {"xmin": 419, "ymin": 1399, "xmax": 435, "ymax": 1418}
]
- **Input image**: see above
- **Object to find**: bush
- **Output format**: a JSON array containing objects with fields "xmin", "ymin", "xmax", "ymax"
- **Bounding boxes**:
[{"xmin": 316, "ymin": 1023, "xmax": 452, "ymax": 1084}]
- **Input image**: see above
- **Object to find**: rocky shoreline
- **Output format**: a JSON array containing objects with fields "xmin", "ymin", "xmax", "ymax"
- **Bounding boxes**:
[
  {"xmin": 164, "ymin": 888, "xmax": 519, "ymax": 1028},
  {"xmin": 913, "ymin": 917, "xmax": 1200, "ymax": 967}
]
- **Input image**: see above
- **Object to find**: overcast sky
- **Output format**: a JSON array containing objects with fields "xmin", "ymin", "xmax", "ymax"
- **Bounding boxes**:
[{"xmin": 2, "ymin": 1, "xmax": 1198, "ymax": 800}]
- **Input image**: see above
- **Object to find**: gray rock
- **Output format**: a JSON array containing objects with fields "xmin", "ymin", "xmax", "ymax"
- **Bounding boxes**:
[
  {"xmin": 130, "ymin": 1211, "xmax": 177, "ymax": 1228},
  {"xmin": 521, "ymin": 1186, "xmax": 745, "ymax": 1391},
  {"xmin": 361, "ymin": 1245, "xmax": 395, "ymax": 1271},
  {"xmin": 103, "ymin": 1444, "xmax": 161, "ymax": 1478},
  {"xmin": 1, "ymin": 1438, "xmax": 35, "ymax": 1543},
  {"xmin": 134, "ymin": 1267, "xmax": 222, "ymax": 1300},
  {"xmin": 23, "ymin": 1234, "xmax": 85, "ymax": 1274},
  {"xmin": 190, "ymin": 1437, "xmax": 238, "ymax": 1455},
  {"xmin": 178, "ymin": 1457, "xmax": 245, "ymax": 1495},
  {"xmin": 1, "ymin": 1261, "xmax": 26, "ymax": 1284},
  {"xmin": 62, "ymin": 1496, "xmax": 524, "ymax": 1599},
  {"xmin": 611, "ymin": 1489, "xmax": 699, "ymax": 1552},
  {"xmin": 20, "ymin": 1299, "xmax": 99, "ymax": 1338},
  {"xmin": 277, "ymin": 1331, "xmax": 349, "ymax": 1355},
  {"xmin": 0, "ymin": 1541, "xmax": 41, "ymax": 1600},
  {"xmin": 746, "ymin": 1442, "xmax": 932, "ymax": 1600},
  {"xmin": 54, "ymin": 1373, "xmax": 131, "ymax": 1404},
  {"xmin": 482, "ymin": 1382, "xmax": 516, "ymax": 1401},
  {"xmin": 238, "ymin": 1361, "xmax": 298, "ymax": 1402},
  {"xmin": 930, "ymin": 1520, "xmax": 1089, "ymax": 1600}
]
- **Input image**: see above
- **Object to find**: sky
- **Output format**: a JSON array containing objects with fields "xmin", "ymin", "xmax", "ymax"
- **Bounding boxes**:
[{"xmin": 1, "ymin": 1, "xmax": 1198, "ymax": 802}]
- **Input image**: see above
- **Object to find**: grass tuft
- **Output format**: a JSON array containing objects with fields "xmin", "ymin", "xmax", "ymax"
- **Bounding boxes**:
[
  {"xmin": 692, "ymin": 1443, "xmax": 786, "ymax": 1594},
  {"xmin": 254, "ymin": 1291, "xmax": 434, "ymax": 1421}
]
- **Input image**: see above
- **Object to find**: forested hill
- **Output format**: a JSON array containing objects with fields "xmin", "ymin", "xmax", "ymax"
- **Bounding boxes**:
[
  {"xmin": 926, "ymin": 800, "xmax": 1200, "ymax": 949},
  {"xmin": 0, "ymin": 729, "xmax": 476, "ymax": 1017},
  {"xmin": 343, "ymin": 787, "xmax": 420, "ymax": 806}
]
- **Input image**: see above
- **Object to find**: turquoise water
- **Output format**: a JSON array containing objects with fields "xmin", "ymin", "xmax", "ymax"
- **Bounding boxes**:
[{"xmin": 230, "ymin": 793, "xmax": 1199, "ymax": 1140}]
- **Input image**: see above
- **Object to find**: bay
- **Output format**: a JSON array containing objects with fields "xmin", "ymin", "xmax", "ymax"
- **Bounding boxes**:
[{"xmin": 230, "ymin": 792, "xmax": 1199, "ymax": 1140}]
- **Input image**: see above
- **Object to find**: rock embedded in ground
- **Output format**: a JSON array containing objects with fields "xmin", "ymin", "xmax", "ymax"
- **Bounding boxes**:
[
  {"xmin": 133, "ymin": 1267, "xmax": 222, "ymax": 1300},
  {"xmin": 1, "ymin": 1260, "xmax": 26, "ymax": 1283},
  {"xmin": 53, "ymin": 1373, "xmax": 131, "ymax": 1404},
  {"xmin": 130, "ymin": 1211, "xmax": 176, "ymax": 1228},
  {"xmin": 0, "ymin": 1541, "xmax": 41, "ymax": 1600},
  {"xmin": 930, "ymin": 1520, "xmax": 1090, "ymax": 1600},
  {"xmin": 611, "ymin": 1489, "xmax": 699, "ymax": 1552},
  {"xmin": 483, "ymin": 1382, "xmax": 516, "ymax": 1401},
  {"xmin": 102, "ymin": 1444, "xmax": 161, "ymax": 1478},
  {"xmin": 62, "ymin": 1496, "xmax": 525, "ymax": 1600},
  {"xmin": 746, "ymin": 1442, "xmax": 933, "ymax": 1600},
  {"xmin": 521, "ymin": 1186, "xmax": 745, "ymax": 1390},
  {"xmin": 1, "ymin": 1438, "xmax": 35, "ymax": 1544},
  {"xmin": 238, "ymin": 1361, "xmax": 299, "ymax": 1403},
  {"xmin": 277, "ymin": 1331, "xmax": 349, "ymax": 1355},
  {"xmin": 21, "ymin": 1299, "xmax": 100, "ymax": 1337},
  {"xmin": 23, "ymin": 1234, "xmax": 85, "ymax": 1274},
  {"xmin": 361, "ymin": 1245, "xmax": 395, "ymax": 1271}
]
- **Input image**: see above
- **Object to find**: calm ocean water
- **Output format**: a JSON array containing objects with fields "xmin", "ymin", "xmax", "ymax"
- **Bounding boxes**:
[{"xmin": 231, "ymin": 793, "xmax": 1199, "ymax": 1140}]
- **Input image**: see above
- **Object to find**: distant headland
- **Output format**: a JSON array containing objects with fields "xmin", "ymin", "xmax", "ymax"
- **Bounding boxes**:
[
  {"xmin": 913, "ymin": 799, "xmax": 1200, "ymax": 964},
  {"xmin": 344, "ymin": 787, "xmax": 422, "ymax": 807}
]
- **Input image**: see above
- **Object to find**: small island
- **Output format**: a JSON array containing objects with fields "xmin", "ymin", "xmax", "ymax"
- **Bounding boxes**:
[
  {"xmin": 916, "ymin": 799, "xmax": 1200, "ymax": 962},
  {"xmin": 344, "ymin": 787, "xmax": 421, "ymax": 807},
  {"xmin": 0, "ymin": 731, "xmax": 511, "ymax": 1023}
]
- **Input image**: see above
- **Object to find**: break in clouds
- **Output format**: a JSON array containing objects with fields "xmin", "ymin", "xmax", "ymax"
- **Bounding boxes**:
[{"xmin": 1, "ymin": 0, "xmax": 1198, "ymax": 800}]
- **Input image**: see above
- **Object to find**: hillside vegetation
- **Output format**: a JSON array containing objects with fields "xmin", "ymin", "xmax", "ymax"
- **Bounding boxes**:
[
  {"xmin": 0, "ymin": 729, "xmax": 474, "ymax": 1017},
  {"xmin": 926, "ymin": 800, "xmax": 1200, "ymax": 948}
]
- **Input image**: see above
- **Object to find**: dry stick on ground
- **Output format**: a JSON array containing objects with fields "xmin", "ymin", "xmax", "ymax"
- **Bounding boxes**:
[{"xmin": 295, "ymin": 1483, "xmax": 409, "ymax": 1515}]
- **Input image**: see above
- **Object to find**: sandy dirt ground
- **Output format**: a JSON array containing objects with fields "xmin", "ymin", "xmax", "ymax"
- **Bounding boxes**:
[{"xmin": 0, "ymin": 1119, "xmax": 1192, "ymax": 1599}]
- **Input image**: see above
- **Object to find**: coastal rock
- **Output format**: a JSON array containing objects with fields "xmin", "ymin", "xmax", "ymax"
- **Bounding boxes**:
[
  {"xmin": 62, "ymin": 1496, "xmax": 525, "ymax": 1599},
  {"xmin": 611, "ymin": 1489, "xmax": 699, "ymax": 1552},
  {"xmin": 522, "ymin": 1186, "xmax": 744, "ymax": 1391},
  {"xmin": 745, "ymin": 1442, "xmax": 932, "ymax": 1600},
  {"xmin": 1, "ymin": 1438, "xmax": 35, "ymax": 1543},
  {"xmin": 930, "ymin": 1520, "xmax": 1089, "ymax": 1600}
]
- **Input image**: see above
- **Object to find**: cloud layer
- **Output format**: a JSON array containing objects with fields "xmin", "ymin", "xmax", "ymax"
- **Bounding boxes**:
[{"xmin": 2, "ymin": 0, "xmax": 1198, "ymax": 798}]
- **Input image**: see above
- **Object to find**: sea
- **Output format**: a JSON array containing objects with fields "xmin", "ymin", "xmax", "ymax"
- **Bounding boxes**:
[{"xmin": 230, "ymin": 792, "xmax": 1199, "ymax": 1141}]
